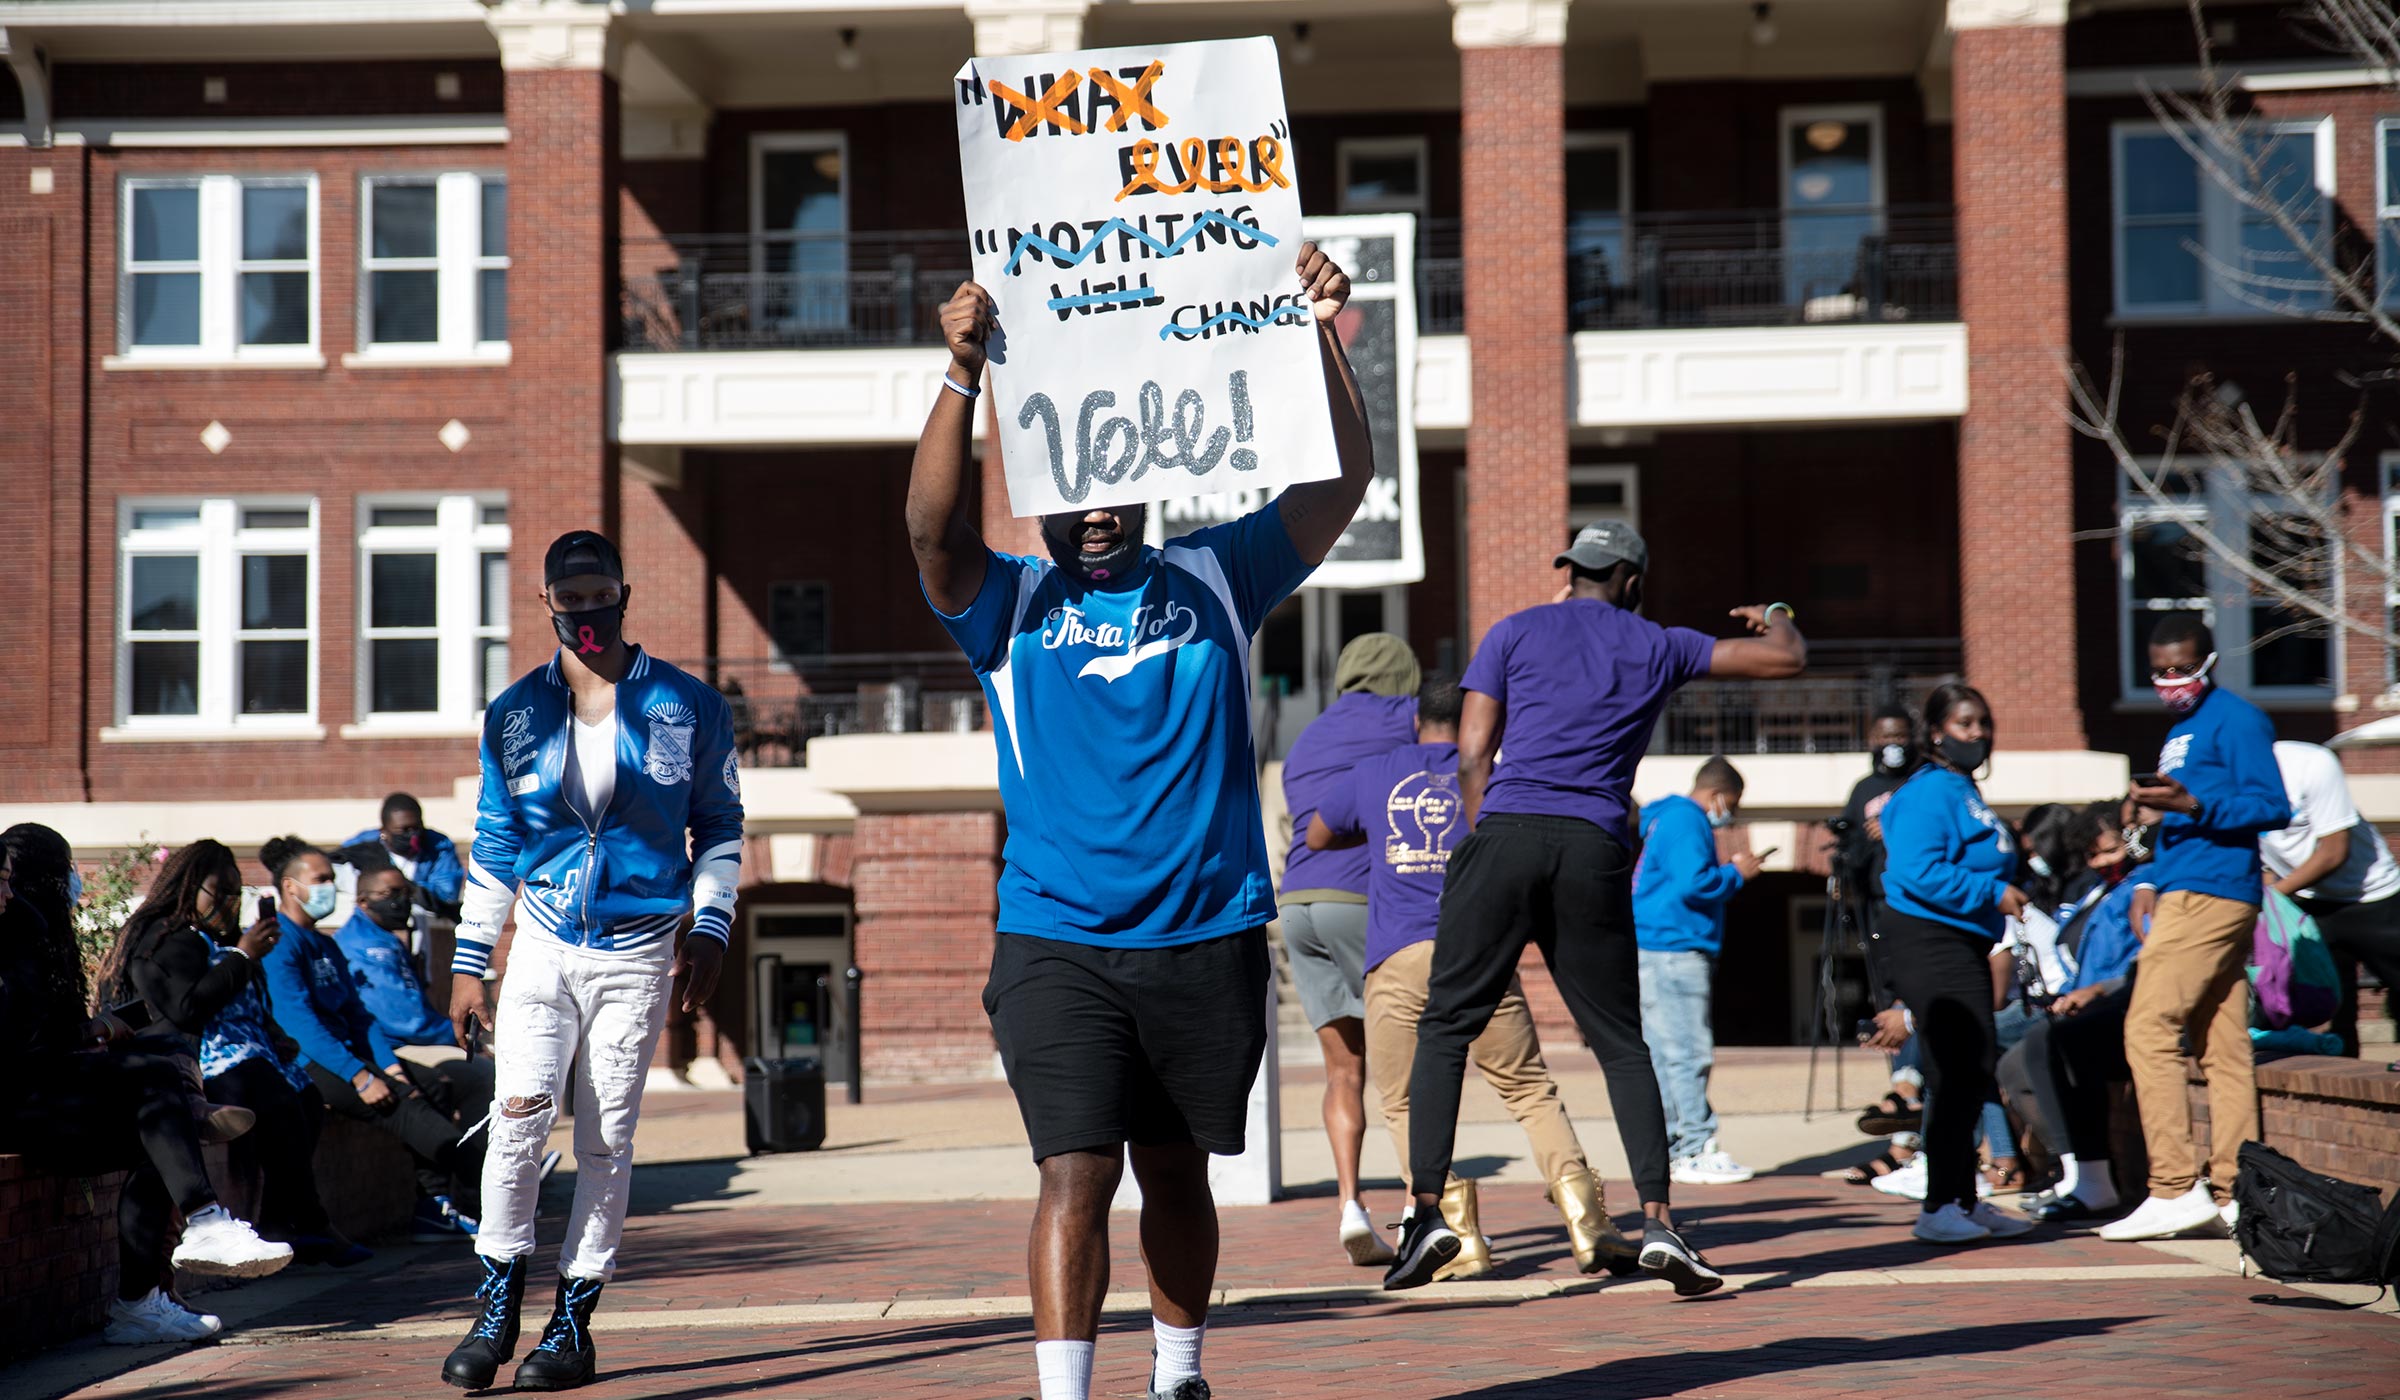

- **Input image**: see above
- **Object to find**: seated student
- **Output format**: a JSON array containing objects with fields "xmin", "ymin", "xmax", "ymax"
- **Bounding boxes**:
[
  {"xmin": 337, "ymin": 792, "xmax": 464, "ymax": 923},
  {"xmin": 102, "ymin": 839, "xmax": 363, "ymax": 1269},
  {"xmin": 336, "ymin": 862, "xmax": 499, "ymax": 1143},
  {"xmin": 3, "ymin": 831, "xmax": 293, "ymax": 1343},
  {"xmin": 2260, "ymin": 739, "xmax": 2400, "ymax": 1056},
  {"xmin": 1309, "ymin": 675, "xmax": 1638, "ymax": 1281},
  {"xmin": 256, "ymin": 836, "xmax": 484, "ymax": 1244},
  {"xmin": 1632, "ymin": 755, "xmax": 1763, "ymax": 1186}
]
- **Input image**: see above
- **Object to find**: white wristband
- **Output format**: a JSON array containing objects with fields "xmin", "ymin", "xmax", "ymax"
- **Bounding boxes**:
[{"xmin": 941, "ymin": 373, "xmax": 980, "ymax": 401}]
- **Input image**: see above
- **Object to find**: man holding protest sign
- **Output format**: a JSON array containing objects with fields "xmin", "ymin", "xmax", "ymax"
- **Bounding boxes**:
[{"xmin": 910, "ymin": 243, "xmax": 1367, "ymax": 1400}]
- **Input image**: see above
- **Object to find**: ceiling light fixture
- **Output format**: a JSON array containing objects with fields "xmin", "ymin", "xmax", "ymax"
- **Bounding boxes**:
[
  {"xmin": 1292, "ymin": 22, "xmax": 1315, "ymax": 66},
  {"xmin": 1750, "ymin": 3, "xmax": 1777, "ymax": 46},
  {"xmin": 835, "ymin": 28, "xmax": 863, "ymax": 73}
]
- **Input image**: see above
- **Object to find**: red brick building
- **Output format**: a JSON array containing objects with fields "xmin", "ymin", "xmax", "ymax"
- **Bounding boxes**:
[{"xmin": 3, "ymin": 0, "xmax": 2394, "ymax": 1076}]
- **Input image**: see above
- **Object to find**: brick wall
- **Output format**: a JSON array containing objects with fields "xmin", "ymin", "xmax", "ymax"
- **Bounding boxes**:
[
  {"xmin": 0, "ymin": 1160, "xmax": 122, "ymax": 1361},
  {"xmin": 1954, "ymin": 23, "xmax": 2084, "ymax": 752},
  {"xmin": 1459, "ymin": 43, "xmax": 1566, "ymax": 645},
  {"xmin": 2185, "ymin": 1056, "xmax": 2400, "ymax": 1194},
  {"xmin": 848, "ymin": 810, "xmax": 1003, "ymax": 1082}
]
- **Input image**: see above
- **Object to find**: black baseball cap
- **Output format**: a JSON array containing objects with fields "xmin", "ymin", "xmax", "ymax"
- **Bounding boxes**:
[{"xmin": 544, "ymin": 530, "xmax": 624, "ymax": 585}]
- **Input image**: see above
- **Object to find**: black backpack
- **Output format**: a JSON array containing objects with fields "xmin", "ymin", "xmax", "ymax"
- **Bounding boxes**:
[{"xmin": 2231, "ymin": 1141, "xmax": 2400, "ymax": 1304}]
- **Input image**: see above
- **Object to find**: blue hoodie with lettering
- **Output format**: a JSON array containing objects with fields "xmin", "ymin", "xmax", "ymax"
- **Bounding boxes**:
[
  {"xmin": 2144, "ymin": 685, "xmax": 2288, "ymax": 903},
  {"xmin": 1880, "ymin": 764, "xmax": 2018, "ymax": 939},
  {"xmin": 1632, "ymin": 794, "xmax": 1745, "ymax": 955}
]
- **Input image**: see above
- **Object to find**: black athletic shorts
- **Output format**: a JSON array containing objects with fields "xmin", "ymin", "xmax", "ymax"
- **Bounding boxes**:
[{"xmin": 983, "ymin": 927, "xmax": 1272, "ymax": 1162}]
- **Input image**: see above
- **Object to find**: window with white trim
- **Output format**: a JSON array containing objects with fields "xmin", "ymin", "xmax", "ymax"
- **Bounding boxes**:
[
  {"xmin": 358, "ymin": 496, "xmax": 511, "ymax": 724},
  {"xmin": 1336, "ymin": 137, "xmax": 1428, "ymax": 217},
  {"xmin": 2118, "ymin": 469, "xmax": 2335, "ymax": 700},
  {"xmin": 120, "ymin": 175, "xmax": 317, "ymax": 359},
  {"xmin": 2377, "ymin": 121, "xmax": 2400, "ymax": 306},
  {"xmin": 1568, "ymin": 463, "xmax": 1640, "ymax": 533},
  {"xmin": 359, "ymin": 173, "xmax": 507, "ymax": 354},
  {"xmin": 118, "ymin": 499, "xmax": 317, "ymax": 728},
  {"xmin": 2112, "ymin": 119, "xmax": 2333, "ymax": 317}
]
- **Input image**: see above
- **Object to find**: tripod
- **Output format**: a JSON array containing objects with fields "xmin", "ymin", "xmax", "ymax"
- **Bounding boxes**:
[{"xmin": 1802, "ymin": 854, "xmax": 1880, "ymax": 1121}]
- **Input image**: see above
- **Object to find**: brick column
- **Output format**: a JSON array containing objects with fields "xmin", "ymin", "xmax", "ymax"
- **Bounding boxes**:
[
  {"xmin": 1950, "ymin": 0, "xmax": 2084, "ymax": 750},
  {"xmin": 491, "ymin": 0, "xmax": 622, "ymax": 672},
  {"xmin": 849, "ymin": 811, "xmax": 1004, "ymax": 1081},
  {"xmin": 1454, "ymin": 0, "xmax": 1569, "ymax": 644}
]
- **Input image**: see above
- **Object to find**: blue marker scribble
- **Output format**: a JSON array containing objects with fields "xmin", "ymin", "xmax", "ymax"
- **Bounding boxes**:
[
  {"xmin": 1005, "ymin": 213, "xmax": 1276, "ymax": 275},
  {"xmin": 1157, "ymin": 305, "xmax": 1311, "ymax": 340},
  {"xmin": 1045, "ymin": 286, "xmax": 1165, "ymax": 312}
]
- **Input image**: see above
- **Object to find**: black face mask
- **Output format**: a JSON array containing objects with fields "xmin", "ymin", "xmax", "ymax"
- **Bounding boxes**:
[
  {"xmin": 1041, "ymin": 511, "xmax": 1144, "ymax": 585},
  {"xmin": 550, "ymin": 601, "xmax": 625, "ymax": 658},
  {"xmin": 1934, "ymin": 733, "xmax": 1991, "ymax": 774},
  {"xmin": 363, "ymin": 893, "xmax": 413, "ymax": 929}
]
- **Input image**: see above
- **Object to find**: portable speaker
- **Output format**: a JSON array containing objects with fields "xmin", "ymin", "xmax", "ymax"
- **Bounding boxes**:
[{"xmin": 742, "ymin": 1056, "xmax": 827, "ymax": 1153}]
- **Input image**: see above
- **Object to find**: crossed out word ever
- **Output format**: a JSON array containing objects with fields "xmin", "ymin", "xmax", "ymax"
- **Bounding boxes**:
[
  {"xmin": 988, "ymin": 61, "xmax": 1168, "ymax": 142},
  {"xmin": 1116, "ymin": 134, "xmax": 1291, "ymax": 201}
]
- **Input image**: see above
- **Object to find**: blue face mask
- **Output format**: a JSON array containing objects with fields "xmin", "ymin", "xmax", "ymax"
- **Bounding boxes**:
[
  {"xmin": 67, "ymin": 868, "xmax": 83, "ymax": 907},
  {"xmin": 300, "ymin": 882, "xmax": 338, "ymax": 920},
  {"xmin": 1706, "ymin": 807, "xmax": 1734, "ymax": 830}
]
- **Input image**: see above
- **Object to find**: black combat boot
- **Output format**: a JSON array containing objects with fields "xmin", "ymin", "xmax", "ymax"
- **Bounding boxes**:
[
  {"xmin": 441, "ymin": 1253, "xmax": 528, "ymax": 1389},
  {"xmin": 512, "ymin": 1275, "xmax": 605, "ymax": 1391}
]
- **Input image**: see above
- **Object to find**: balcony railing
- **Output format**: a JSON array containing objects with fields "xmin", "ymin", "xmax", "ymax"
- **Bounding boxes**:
[
  {"xmin": 1654, "ymin": 638, "xmax": 1962, "ymax": 757},
  {"xmin": 620, "ymin": 208, "xmax": 1956, "ymax": 352},
  {"xmin": 676, "ymin": 653, "xmax": 985, "ymax": 767}
]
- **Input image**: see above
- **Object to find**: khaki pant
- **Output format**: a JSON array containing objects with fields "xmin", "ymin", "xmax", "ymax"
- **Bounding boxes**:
[
  {"xmin": 1365, "ymin": 940, "xmax": 1587, "ymax": 1186},
  {"xmin": 2125, "ymin": 891, "xmax": 2260, "ymax": 1202}
]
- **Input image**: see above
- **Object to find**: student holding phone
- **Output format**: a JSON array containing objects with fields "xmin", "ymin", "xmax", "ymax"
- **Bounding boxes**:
[
  {"xmin": 1632, "ymin": 756, "xmax": 1764, "ymax": 1187},
  {"xmin": 1875, "ymin": 683, "xmax": 2037, "ymax": 1245}
]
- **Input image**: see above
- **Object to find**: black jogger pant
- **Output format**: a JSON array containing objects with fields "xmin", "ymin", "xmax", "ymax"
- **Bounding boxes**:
[
  {"xmin": 207, "ymin": 1056, "xmax": 333, "ymax": 1236},
  {"xmin": 1406, "ymin": 813, "xmax": 1671, "ymax": 1204},
  {"xmin": 1, "ymin": 1049, "xmax": 220, "ymax": 1297},
  {"xmin": 1876, "ymin": 911, "xmax": 1999, "ymax": 1212},
  {"xmin": 308, "ymin": 1061, "xmax": 481, "ymax": 1207},
  {"xmin": 2293, "ymin": 893, "xmax": 2400, "ymax": 1057}
]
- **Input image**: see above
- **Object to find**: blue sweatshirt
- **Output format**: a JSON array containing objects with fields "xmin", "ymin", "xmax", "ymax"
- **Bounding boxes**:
[
  {"xmin": 1633, "ymin": 794, "xmax": 1744, "ymax": 955},
  {"xmin": 262, "ymin": 912, "xmax": 399, "ymax": 1084},
  {"xmin": 2060, "ymin": 878, "xmax": 2146, "ymax": 993},
  {"xmin": 1880, "ymin": 765, "xmax": 2017, "ymax": 938},
  {"xmin": 2144, "ymin": 687, "xmax": 2288, "ymax": 902},
  {"xmin": 331, "ymin": 911, "xmax": 453, "ymax": 1047}
]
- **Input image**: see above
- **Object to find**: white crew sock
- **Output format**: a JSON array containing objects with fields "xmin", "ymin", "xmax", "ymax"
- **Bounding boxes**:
[
  {"xmin": 1035, "ymin": 1339, "xmax": 1094, "ymax": 1400},
  {"xmin": 2069, "ymin": 1156, "xmax": 2118, "ymax": 1208},
  {"xmin": 1151, "ymin": 1318, "xmax": 1204, "ymax": 1390}
]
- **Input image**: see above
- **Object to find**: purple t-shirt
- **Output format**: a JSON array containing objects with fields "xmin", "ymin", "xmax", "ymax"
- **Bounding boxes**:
[
  {"xmin": 1281, "ymin": 693, "xmax": 1418, "ymax": 899},
  {"xmin": 1461, "ymin": 600, "xmax": 1715, "ymax": 841},
  {"xmin": 1316, "ymin": 742, "xmax": 1465, "ymax": 972}
]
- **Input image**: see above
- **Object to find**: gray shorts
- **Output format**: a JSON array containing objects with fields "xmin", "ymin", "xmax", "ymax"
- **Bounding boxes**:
[{"xmin": 1280, "ymin": 900, "xmax": 1367, "ymax": 1029}]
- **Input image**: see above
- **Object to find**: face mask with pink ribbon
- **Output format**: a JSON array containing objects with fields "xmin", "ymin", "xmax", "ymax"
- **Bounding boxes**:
[{"xmin": 2151, "ymin": 651, "xmax": 2218, "ymax": 714}]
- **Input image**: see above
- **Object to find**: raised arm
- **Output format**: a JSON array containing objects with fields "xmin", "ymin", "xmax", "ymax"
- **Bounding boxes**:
[
  {"xmin": 1709, "ymin": 604, "xmax": 1808, "ymax": 680},
  {"xmin": 1460, "ymin": 690, "xmax": 1504, "ymax": 829},
  {"xmin": 1276, "ymin": 244, "xmax": 1373, "ymax": 566},
  {"xmin": 908, "ymin": 283, "xmax": 996, "ymax": 615}
]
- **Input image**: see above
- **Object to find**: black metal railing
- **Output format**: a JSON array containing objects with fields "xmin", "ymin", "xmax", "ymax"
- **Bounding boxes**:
[
  {"xmin": 1653, "ymin": 638, "xmax": 1962, "ymax": 757},
  {"xmin": 680, "ymin": 653, "xmax": 985, "ymax": 767},
  {"xmin": 621, "ymin": 233, "xmax": 971, "ymax": 352}
]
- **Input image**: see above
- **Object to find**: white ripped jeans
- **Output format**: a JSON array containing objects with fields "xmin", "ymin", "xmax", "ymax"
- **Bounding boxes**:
[{"xmin": 477, "ymin": 931, "xmax": 672, "ymax": 1281}]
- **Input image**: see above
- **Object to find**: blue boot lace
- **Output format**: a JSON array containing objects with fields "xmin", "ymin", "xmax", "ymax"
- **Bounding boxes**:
[
  {"xmin": 531, "ymin": 1279, "xmax": 603, "ymax": 1355},
  {"xmin": 470, "ymin": 1260, "xmax": 518, "ymax": 1341}
]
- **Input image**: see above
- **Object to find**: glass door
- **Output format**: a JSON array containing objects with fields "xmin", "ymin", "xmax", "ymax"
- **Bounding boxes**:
[
  {"xmin": 751, "ymin": 134, "xmax": 849, "ymax": 338},
  {"xmin": 1780, "ymin": 106, "xmax": 1883, "ymax": 311}
]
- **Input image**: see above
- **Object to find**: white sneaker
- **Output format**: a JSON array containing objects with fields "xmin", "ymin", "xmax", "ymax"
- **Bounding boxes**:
[
  {"xmin": 103, "ymin": 1288, "xmax": 222, "ymax": 1345},
  {"xmin": 2219, "ymin": 1200, "xmax": 2240, "ymax": 1236},
  {"xmin": 1340, "ymin": 1199, "xmax": 1395, "ymax": 1265},
  {"xmin": 1912, "ymin": 1202, "xmax": 1992, "ymax": 1245},
  {"xmin": 1671, "ymin": 1140, "xmax": 1755, "ymax": 1186},
  {"xmin": 171, "ymin": 1205, "xmax": 294, "ymax": 1279},
  {"xmin": 1966, "ymin": 1202, "xmax": 2035, "ymax": 1238},
  {"xmin": 2097, "ymin": 1186, "xmax": 2221, "ymax": 1242},
  {"xmin": 1871, "ymin": 1155, "xmax": 1929, "ymax": 1201}
]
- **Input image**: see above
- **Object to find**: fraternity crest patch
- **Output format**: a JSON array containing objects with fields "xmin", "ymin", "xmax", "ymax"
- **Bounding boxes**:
[
  {"xmin": 722, "ymin": 750, "xmax": 741, "ymax": 799},
  {"xmin": 645, "ymin": 701, "xmax": 696, "ymax": 785}
]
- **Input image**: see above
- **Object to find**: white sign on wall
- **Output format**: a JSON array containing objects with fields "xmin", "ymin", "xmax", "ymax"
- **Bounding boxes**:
[{"xmin": 954, "ymin": 36, "xmax": 1339, "ymax": 518}]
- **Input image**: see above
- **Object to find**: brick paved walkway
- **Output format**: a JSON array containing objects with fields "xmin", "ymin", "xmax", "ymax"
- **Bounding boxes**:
[{"xmin": 24, "ymin": 1174, "xmax": 2398, "ymax": 1399}]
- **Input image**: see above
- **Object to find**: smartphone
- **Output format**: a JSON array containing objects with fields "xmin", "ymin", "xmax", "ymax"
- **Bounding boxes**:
[
  {"xmin": 107, "ymin": 997, "xmax": 154, "ymax": 1029},
  {"xmin": 2131, "ymin": 771, "xmax": 2164, "ymax": 789},
  {"xmin": 1755, "ymin": 847, "xmax": 1780, "ymax": 861},
  {"xmin": 256, "ymin": 894, "xmax": 276, "ymax": 924}
]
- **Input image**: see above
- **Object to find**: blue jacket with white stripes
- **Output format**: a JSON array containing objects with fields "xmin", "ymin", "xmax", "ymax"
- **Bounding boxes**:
[{"xmin": 451, "ymin": 646, "xmax": 745, "ymax": 976}]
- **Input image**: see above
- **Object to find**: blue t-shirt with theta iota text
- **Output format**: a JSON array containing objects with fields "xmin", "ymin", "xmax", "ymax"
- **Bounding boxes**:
[{"xmin": 930, "ymin": 505, "xmax": 1311, "ymax": 948}]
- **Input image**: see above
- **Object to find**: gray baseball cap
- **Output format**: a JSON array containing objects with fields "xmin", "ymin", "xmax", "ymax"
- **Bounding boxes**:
[{"xmin": 1555, "ymin": 521, "xmax": 1648, "ymax": 575}]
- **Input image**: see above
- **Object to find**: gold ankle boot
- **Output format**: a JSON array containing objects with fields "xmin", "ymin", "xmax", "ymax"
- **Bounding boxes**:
[
  {"xmin": 1432, "ymin": 1176, "xmax": 1492, "ymax": 1281},
  {"xmin": 1553, "ymin": 1166, "xmax": 1640, "ymax": 1276}
]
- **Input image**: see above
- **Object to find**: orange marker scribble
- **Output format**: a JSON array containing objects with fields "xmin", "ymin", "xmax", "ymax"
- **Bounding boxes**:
[
  {"xmin": 989, "ymin": 70, "xmax": 1088, "ymax": 142},
  {"xmin": 1114, "ymin": 135, "xmax": 1291, "ymax": 201},
  {"xmin": 1089, "ymin": 61, "xmax": 1169, "ymax": 132}
]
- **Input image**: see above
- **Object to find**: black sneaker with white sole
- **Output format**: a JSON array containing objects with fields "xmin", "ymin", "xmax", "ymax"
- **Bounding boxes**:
[
  {"xmin": 1380, "ymin": 1207, "xmax": 1460, "ymax": 1291},
  {"xmin": 1636, "ymin": 1223, "xmax": 1724, "ymax": 1297}
]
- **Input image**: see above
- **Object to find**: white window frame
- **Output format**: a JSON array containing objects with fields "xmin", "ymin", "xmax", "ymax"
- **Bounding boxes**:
[
  {"xmin": 2117, "ymin": 468, "xmax": 2339, "ymax": 703},
  {"xmin": 2377, "ymin": 120, "xmax": 2400, "ymax": 307},
  {"xmin": 2382, "ymin": 451, "xmax": 2400, "ymax": 689},
  {"xmin": 2111, "ymin": 117, "xmax": 2336, "ymax": 319},
  {"xmin": 112, "ymin": 497, "xmax": 319, "ymax": 735},
  {"xmin": 114, "ymin": 174, "xmax": 320, "ymax": 365},
  {"xmin": 352, "ymin": 171, "xmax": 509, "ymax": 364},
  {"xmin": 1336, "ymin": 136, "xmax": 1430, "ymax": 217},
  {"xmin": 1568, "ymin": 462, "xmax": 1641, "ymax": 533},
  {"xmin": 354, "ymin": 494, "xmax": 511, "ymax": 732},
  {"xmin": 1778, "ymin": 104, "xmax": 1886, "ymax": 218}
]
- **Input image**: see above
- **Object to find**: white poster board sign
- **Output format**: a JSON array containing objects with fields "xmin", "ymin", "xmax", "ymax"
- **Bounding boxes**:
[{"xmin": 954, "ymin": 37, "xmax": 1339, "ymax": 518}]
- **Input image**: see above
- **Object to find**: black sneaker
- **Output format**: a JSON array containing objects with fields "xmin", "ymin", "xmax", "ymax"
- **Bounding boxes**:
[
  {"xmin": 1636, "ymin": 1223, "xmax": 1724, "ymax": 1297},
  {"xmin": 1381, "ymin": 1206, "xmax": 1461, "ymax": 1291},
  {"xmin": 1149, "ymin": 1379, "xmax": 1211, "ymax": 1400}
]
